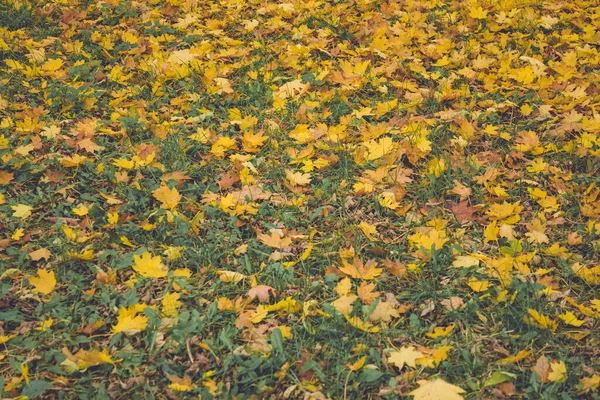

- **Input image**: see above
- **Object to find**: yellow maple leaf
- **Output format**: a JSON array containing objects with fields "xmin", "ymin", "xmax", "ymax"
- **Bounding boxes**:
[
  {"xmin": 408, "ymin": 228, "xmax": 449, "ymax": 252},
  {"xmin": 499, "ymin": 350, "xmax": 532, "ymax": 364},
  {"xmin": 483, "ymin": 221, "xmax": 499, "ymax": 242},
  {"xmin": 467, "ymin": 278, "xmax": 491, "ymax": 292},
  {"xmin": 75, "ymin": 348, "xmax": 115, "ymax": 369},
  {"xmin": 388, "ymin": 346, "xmax": 424, "ymax": 370},
  {"xmin": 377, "ymin": 191, "xmax": 400, "ymax": 210},
  {"xmin": 11, "ymin": 228, "xmax": 24, "ymax": 241},
  {"xmin": 524, "ymin": 309, "xmax": 557, "ymax": 332},
  {"xmin": 72, "ymin": 205, "xmax": 90, "ymax": 216},
  {"xmin": 152, "ymin": 185, "xmax": 181, "ymax": 210},
  {"xmin": 339, "ymin": 258, "xmax": 382, "ymax": 280},
  {"xmin": 12, "ymin": 204, "xmax": 33, "ymax": 219},
  {"xmin": 0, "ymin": 334, "xmax": 16, "ymax": 344},
  {"xmin": 344, "ymin": 315, "xmax": 380, "ymax": 333},
  {"xmin": 132, "ymin": 251, "xmax": 168, "ymax": 278},
  {"xmin": 161, "ymin": 292, "xmax": 182, "ymax": 317},
  {"xmin": 426, "ymin": 325, "xmax": 454, "ymax": 339},
  {"xmin": 334, "ymin": 277, "xmax": 353, "ymax": 297},
  {"xmin": 417, "ymin": 345, "xmax": 452, "ymax": 369},
  {"xmin": 469, "ymin": 5, "xmax": 488, "ymax": 19},
  {"xmin": 548, "ymin": 360, "xmax": 567, "ymax": 383},
  {"xmin": 258, "ymin": 230, "xmax": 292, "ymax": 248},
  {"xmin": 216, "ymin": 270, "xmax": 246, "ymax": 283},
  {"xmin": 332, "ymin": 294, "xmax": 358, "ymax": 316},
  {"xmin": 486, "ymin": 201, "xmax": 522, "ymax": 225},
  {"xmin": 112, "ymin": 158, "xmax": 135, "ymax": 169},
  {"xmin": 168, "ymin": 375, "xmax": 196, "ymax": 392},
  {"xmin": 241, "ymin": 130, "xmax": 268, "ymax": 152},
  {"xmin": 357, "ymin": 221, "xmax": 377, "ymax": 241},
  {"xmin": 30, "ymin": 268, "xmax": 56, "ymax": 295},
  {"xmin": 35, "ymin": 319, "xmax": 53, "ymax": 332},
  {"xmin": 558, "ymin": 311, "xmax": 585, "ymax": 327},
  {"xmin": 409, "ymin": 379, "xmax": 465, "ymax": 400},
  {"xmin": 29, "ymin": 248, "xmax": 52, "ymax": 261},
  {"xmin": 111, "ymin": 305, "xmax": 148, "ymax": 335},
  {"xmin": 285, "ymin": 169, "xmax": 311, "ymax": 186}
]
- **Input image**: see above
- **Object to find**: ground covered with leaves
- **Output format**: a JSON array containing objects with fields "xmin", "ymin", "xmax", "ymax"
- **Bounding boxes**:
[{"xmin": 1, "ymin": 0, "xmax": 600, "ymax": 398}]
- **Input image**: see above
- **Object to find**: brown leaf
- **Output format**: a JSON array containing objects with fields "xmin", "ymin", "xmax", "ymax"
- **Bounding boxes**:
[
  {"xmin": 247, "ymin": 285, "xmax": 275, "ymax": 303},
  {"xmin": 217, "ymin": 173, "xmax": 240, "ymax": 190},
  {"xmin": 258, "ymin": 230, "xmax": 292, "ymax": 248},
  {"xmin": 532, "ymin": 355, "xmax": 550, "ymax": 383},
  {"xmin": 29, "ymin": 248, "xmax": 52, "ymax": 261},
  {"xmin": 0, "ymin": 171, "xmax": 14, "ymax": 185},
  {"xmin": 382, "ymin": 259, "xmax": 407, "ymax": 276},
  {"xmin": 447, "ymin": 200, "xmax": 479, "ymax": 223}
]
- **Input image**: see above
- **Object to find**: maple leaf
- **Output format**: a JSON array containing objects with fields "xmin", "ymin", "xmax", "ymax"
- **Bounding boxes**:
[
  {"xmin": 579, "ymin": 375, "xmax": 600, "ymax": 394},
  {"xmin": 12, "ymin": 204, "xmax": 33, "ymax": 219},
  {"xmin": 168, "ymin": 375, "xmax": 196, "ymax": 392},
  {"xmin": 247, "ymin": 285, "xmax": 276, "ymax": 302},
  {"xmin": 285, "ymin": 169, "xmax": 311, "ymax": 186},
  {"xmin": 357, "ymin": 221, "xmax": 378, "ymax": 241},
  {"xmin": 30, "ymin": 268, "xmax": 56, "ymax": 295},
  {"xmin": 29, "ymin": 248, "xmax": 52, "ymax": 261},
  {"xmin": 388, "ymin": 346, "xmax": 425, "ymax": 370},
  {"xmin": 448, "ymin": 200, "xmax": 479, "ymax": 223},
  {"xmin": 357, "ymin": 281, "xmax": 380, "ymax": 304},
  {"xmin": 426, "ymin": 325, "xmax": 454, "ymax": 339},
  {"xmin": 524, "ymin": 309, "xmax": 557, "ymax": 332},
  {"xmin": 532, "ymin": 355, "xmax": 550, "ymax": 383},
  {"xmin": 258, "ymin": 230, "xmax": 292, "ymax": 248},
  {"xmin": 152, "ymin": 185, "xmax": 181, "ymax": 210},
  {"xmin": 339, "ymin": 258, "xmax": 382, "ymax": 280},
  {"xmin": 486, "ymin": 201, "xmax": 522, "ymax": 225},
  {"xmin": 368, "ymin": 301, "xmax": 399, "ymax": 322},
  {"xmin": 332, "ymin": 294, "xmax": 358, "ymax": 316},
  {"xmin": 111, "ymin": 306, "xmax": 148, "ymax": 335},
  {"xmin": 161, "ymin": 292, "xmax": 181, "ymax": 317},
  {"xmin": 409, "ymin": 379, "xmax": 465, "ymax": 400},
  {"xmin": 216, "ymin": 270, "xmax": 246, "ymax": 283},
  {"xmin": 76, "ymin": 137, "xmax": 105, "ymax": 153},
  {"xmin": 334, "ymin": 277, "xmax": 352, "ymax": 297},
  {"xmin": 382, "ymin": 259, "xmax": 407, "ymax": 276},
  {"xmin": 548, "ymin": 360, "xmax": 567, "ymax": 383},
  {"xmin": 75, "ymin": 348, "xmax": 115, "ymax": 369},
  {"xmin": 0, "ymin": 171, "xmax": 14, "ymax": 185},
  {"xmin": 132, "ymin": 251, "xmax": 168, "ymax": 278},
  {"xmin": 558, "ymin": 311, "xmax": 585, "ymax": 327}
]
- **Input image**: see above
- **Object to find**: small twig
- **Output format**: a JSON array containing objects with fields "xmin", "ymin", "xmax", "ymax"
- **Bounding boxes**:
[{"xmin": 343, "ymin": 369, "xmax": 352, "ymax": 400}]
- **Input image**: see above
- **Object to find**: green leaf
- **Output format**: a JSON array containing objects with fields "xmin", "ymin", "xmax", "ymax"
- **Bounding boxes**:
[
  {"xmin": 484, "ymin": 371, "xmax": 517, "ymax": 387},
  {"xmin": 358, "ymin": 369, "xmax": 383, "ymax": 383},
  {"xmin": 271, "ymin": 328, "xmax": 284, "ymax": 354},
  {"xmin": 21, "ymin": 380, "xmax": 52, "ymax": 398}
]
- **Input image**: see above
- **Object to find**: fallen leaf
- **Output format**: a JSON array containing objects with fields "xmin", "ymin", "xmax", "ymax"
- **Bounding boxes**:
[
  {"xmin": 30, "ymin": 268, "xmax": 56, "ymax": 295},
  {"xmin": 388, "ymin": 346, "xmax": 424, "ymax": 370},
  {"xmin": 132, "ymin": 251, "xmax": 168, "ymax": 278},
  {"xmin": 409, "ymin": 379, "xmax": 465, "ymax": 400}
]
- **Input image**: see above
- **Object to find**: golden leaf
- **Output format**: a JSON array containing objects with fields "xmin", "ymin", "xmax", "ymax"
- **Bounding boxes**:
[
  {"xmin": 75, "ymin": 348, "xmax": 115, "ymax": 369},
  {"xmin": 152, "ymin": 185, "xmax": 181, "ymax": 210},
  {"xmin": 132, "ymin": 251, "xmax": 168, "ymax": 278},
  {"xmin": 258, "ymin": 230, "xmax": 292, "ymax": 248},
  {"xmin": 29, "ymin": 248, "xmax": 52, "ymax": 261},
  {"xmin": 409, "ymin": 379, "xmax": 465, "ymax": 400},
  {"xmin": 339, "ymin": 258, "xmax": 382, "ymax": 280},
  {"xmin": 12, "ymin": 204, "xmax": 33, "ymax": 219},
  {"xmin": 30, "ymin": 268, "xmax": 56, "ymax": 295},
  {"xmin": 548, "ymin": 360, "xmax": 567, "ymax": 383},
  {"xmin": 111, "ymin": 306, "xmax": 148, "ymax": 335},
  {"xmin": 388, "ymin": 346, "xmax": 424, "ymax": 370}
]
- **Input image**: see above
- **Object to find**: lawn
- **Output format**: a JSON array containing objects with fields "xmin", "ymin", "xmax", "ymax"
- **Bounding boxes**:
[{"xmin": 1, "ymin": 0, "xmax": 600, "ymax": 398}]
